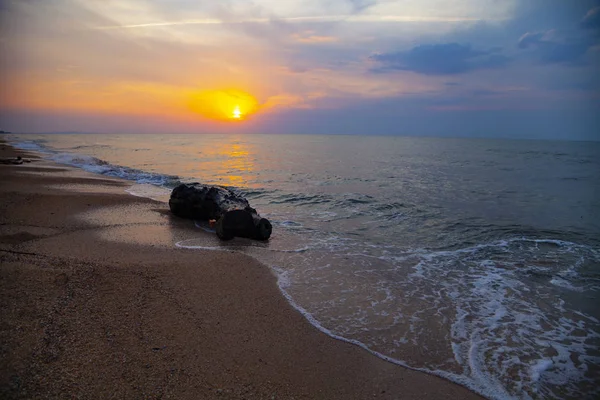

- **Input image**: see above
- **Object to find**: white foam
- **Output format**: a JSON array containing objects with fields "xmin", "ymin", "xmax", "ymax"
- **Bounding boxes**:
[
  {"xmin": 175, "ymin": 240, "xmax": 226, "ymax": 251},
  {"xmin": 125, "ymin": 184, "xmax": 171, "ymax": 202},
  {"xmin": 270, "ymin": 265, "xmax": 514, "ymax": 400},
  {"xmin": 550, "ymin": 277, "xmax": 584, "ymax": 292},
  {"xmin": 12, "ymin": 140, "xmax": 49, "ymax": 152},
  {"xmin": 265, "ymin": 246, "xmax": 311, "ymax": 253},
  {"xmin": 269, "ymin": 236, "xmax": 599, "ymax": 399},
  {"xmin": 279, "ymin": 220, "xmax": 303, "ymax": 228},
  {"xmin": 52, "ymin": 152, "xmax": 102, "ymax": 166},
  {"xmin": 530, "ymin": 359, "xmax": 553, "ymax": 382},
  {"xmin": 407, "ymin": 239, "xmax": 599, "ymax": 399},
  {"xmin": 47, "ymin": 152, "xmax": 178, "ymax": 186}
]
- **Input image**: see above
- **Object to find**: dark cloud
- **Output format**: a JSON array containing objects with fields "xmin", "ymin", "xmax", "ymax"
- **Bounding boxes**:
[{"xmin": 370, "ymin": 43, "xmax": 510, "ymax": 75}]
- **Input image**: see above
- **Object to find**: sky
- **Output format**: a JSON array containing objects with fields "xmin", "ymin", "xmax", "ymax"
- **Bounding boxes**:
[{"xmin": 0, "ymin": 0, "xmax": 599, "ymax": 140}]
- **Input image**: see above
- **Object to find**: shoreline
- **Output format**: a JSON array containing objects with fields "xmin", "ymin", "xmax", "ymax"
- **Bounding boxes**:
[{"xmin": 0, "ymin": 140, "xmax": 483, "ymax": 399}]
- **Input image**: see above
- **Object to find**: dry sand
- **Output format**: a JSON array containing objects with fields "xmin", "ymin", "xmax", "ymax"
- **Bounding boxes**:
[{"xmin": 0, "ymin": 140, "xmax": 483, "ymax": 399}]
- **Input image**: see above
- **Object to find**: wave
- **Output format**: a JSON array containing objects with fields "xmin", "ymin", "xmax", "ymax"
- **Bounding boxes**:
[
  {"xmin": 12, "ymin": 140, "xmax": 49, "ymax": 153},
  {"xmin": 51, "ymin": 152, "xmax": 181, "ymax": 187},
  {"xmin": 270, "ymin": 193, "xmax": 332, "ymax": 206},
  {"xmin": 270, "ymin": 236, "xmax": 599, "ymax": 400},
  {"xmin": 11, "ymin": 139, "xmax": 181, "ymax": 188},
  {"xmin": 72, "ymin": 144, "xmax": 113, "ymax": 150}
]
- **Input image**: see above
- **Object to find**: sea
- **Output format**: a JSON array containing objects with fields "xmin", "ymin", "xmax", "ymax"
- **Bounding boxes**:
[{"xmin": 7, "ymin": 133, "xmax": 600, "ymax": 400}]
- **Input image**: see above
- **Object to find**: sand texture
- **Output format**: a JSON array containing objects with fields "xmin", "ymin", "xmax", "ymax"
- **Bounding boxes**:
[{"xmin": 0, "ymin": 140, "xmax": 482, "ymax": 399}]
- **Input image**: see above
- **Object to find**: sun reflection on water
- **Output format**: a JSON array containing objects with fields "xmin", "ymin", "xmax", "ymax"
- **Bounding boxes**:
[{"xmin": 189, "ymin": 136, "xmax": 256, "ymax": 188}]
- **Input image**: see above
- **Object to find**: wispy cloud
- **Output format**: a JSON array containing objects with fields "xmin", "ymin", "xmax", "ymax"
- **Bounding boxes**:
[
  {"xmin": 94, "ymin": 19, "xmax": 223, "ymax": 29},
  {"xmin": 95, "ymin": 14, "xmax": 501, "ymax": 30},
  {"xmin": 291, "ymin": 31, "xmax": 338, "ymax": 44}
]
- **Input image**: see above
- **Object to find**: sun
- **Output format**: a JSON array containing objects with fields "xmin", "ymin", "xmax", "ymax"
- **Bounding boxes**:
[
  {"xmin": 232, "ymin": 105, "xmax": 241, "ymax": 119},
  {"xmin": 189, "ymin": 90, "xmax": 258, "ymax": 122}
]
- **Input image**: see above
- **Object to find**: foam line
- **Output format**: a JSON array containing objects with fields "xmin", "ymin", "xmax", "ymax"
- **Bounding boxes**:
[{"xmin": 272, "ymin": 266, "xmax": 512, "ymax": 400}]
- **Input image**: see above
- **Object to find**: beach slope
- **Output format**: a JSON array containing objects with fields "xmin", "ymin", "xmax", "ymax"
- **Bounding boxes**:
[{"xmin": 0, "ymin": 141, "xmax": 481, "ymax": 399}]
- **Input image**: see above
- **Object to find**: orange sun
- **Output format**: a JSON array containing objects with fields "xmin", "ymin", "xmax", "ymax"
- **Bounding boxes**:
[{"xmin": 189, "ymin": 90, "xmax": 258, "ymax": 121}]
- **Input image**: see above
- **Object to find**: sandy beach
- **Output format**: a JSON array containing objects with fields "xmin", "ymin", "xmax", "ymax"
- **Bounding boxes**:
[{"xmin": 0, "ymin": 140, "xmax": 482, "ymax": 399}]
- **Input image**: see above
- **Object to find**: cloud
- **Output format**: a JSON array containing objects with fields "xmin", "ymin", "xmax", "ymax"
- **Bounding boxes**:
[
  {"xmin": 94, "ymin": 14, "xmax": 503, "ymax": 30},
  {"xmin": 347, "ymin": 0, "xmax": 377, "ymax": 13},
  {"xmin": 370, "ymin": 43, "xmax": 510, "ymax": 75},
  {"xmin": 582, "ymin": 6, "xmax": 600, "ymax": 30},
  {"xmin": 291, "ymin": 31, "xmax": 338, "ymax": 43},
  {"xmin": 517, "ymin": 31, "xmax": 546, "ymax": 48},
  {"xmin": 518, "ymin": 30, "xmax": 590, "ymax": 64},
  {"xmin": 516, "ymin": 6, "xmax": 600, "ymax": 65}
]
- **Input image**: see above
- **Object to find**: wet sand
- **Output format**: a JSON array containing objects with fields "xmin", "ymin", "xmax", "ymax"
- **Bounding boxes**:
[{"xmin": 0, "ymin": 140, "xmax": 482, "ymax": 399}]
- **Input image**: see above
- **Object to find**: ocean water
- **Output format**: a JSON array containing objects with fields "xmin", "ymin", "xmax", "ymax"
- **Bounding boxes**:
[{"xmin": 9, "ymin": 133, "xmax": 600, "ymax": 400}]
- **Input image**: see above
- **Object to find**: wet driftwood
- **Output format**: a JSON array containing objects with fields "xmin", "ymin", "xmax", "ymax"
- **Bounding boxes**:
[{"xmin": 169, "ymin": 183, "xmax": 272, "ymax": 241}]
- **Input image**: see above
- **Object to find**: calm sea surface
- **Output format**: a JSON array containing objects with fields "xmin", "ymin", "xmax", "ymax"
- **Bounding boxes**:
[{"xmin": 10, "ymin": 133, "xmax": 600, "ymax": 399}]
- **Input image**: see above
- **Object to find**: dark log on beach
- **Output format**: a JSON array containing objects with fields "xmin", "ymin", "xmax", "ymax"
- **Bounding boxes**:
[
  {"xmin": 0, "ymin": 156, "xmax": 24, "ymax": 165},
  {"xmin": 169, "ymin": 183, "xmax": 272, "ymax": 241}
]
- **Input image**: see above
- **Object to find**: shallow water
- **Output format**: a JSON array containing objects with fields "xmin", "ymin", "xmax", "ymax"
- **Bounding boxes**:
[{"xmin": 10, "ymin": 133, "xmax": 600, "ymax": 399}]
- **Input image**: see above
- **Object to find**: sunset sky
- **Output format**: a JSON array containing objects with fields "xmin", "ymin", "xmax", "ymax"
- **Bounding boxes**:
[{"xmin": 1, "ymin": 0, "xmax": 599, "ymax": 139}]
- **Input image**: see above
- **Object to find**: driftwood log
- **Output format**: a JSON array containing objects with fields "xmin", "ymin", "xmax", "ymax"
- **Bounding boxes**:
[
  {"xmin": 169, "ymin": 183, "xmax": 272, "ymax": 241},
  {"xmin": 0, "ymin": 156, "xmax": 29, "ymax": 165}
]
